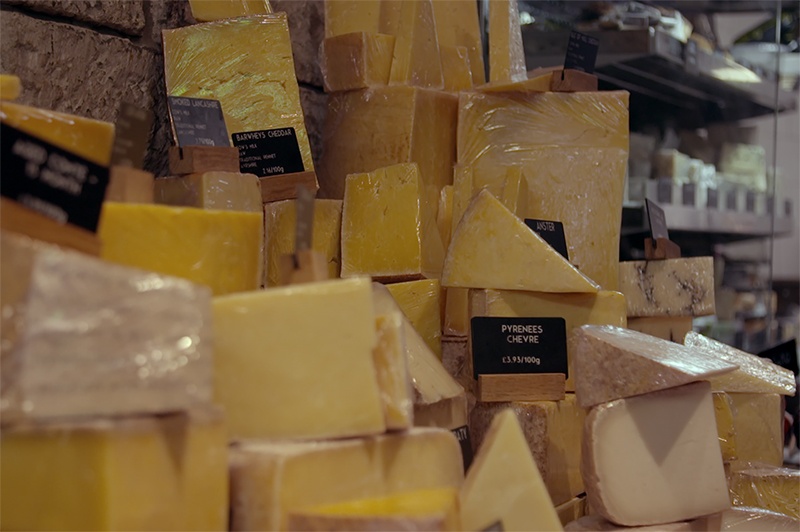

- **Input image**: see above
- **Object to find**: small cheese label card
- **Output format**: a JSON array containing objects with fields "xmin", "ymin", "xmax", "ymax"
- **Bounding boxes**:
[
  {"xmin": 111, "ymin": 102, "xmax": 153, "ymax": 168},
  {"xmin": 0, "ymin": 122, "xmax": 110, "ymax": 232},
  {"xmin": 471, "ymin": 317, "xmax": 567, "ymax": 379},
  {"xmin": 231, "ymin": 127, "xmax": 304, "ymax": 177},
  {"xmin": 746, "ymin": 190, "xmax": 757, "ymax": 213},
  {"xmin": 707, "ymin": 187, "xmax": 719, "ymax": 209},
  {"xmin": 167, "ymin": 96, "xmax": 230, "ymax": 147},
  {"xmin": 758, "ymin": 338, "xmax": 799, "ymax": 376},
  {"xmin": 451, "ymin": 425, "xmax": 474, "ymax": 471},
  {"xmin": 682, "ymin": 182, "xmax": 696, "ymax": 206},
  {"xmin": 524, "ymin": 218, "xmax": 569, "ymax": 260},
  {"xmin": 726, "ymin": 188, "xmax": 737, "ymax": 210},
  {"xmin": 564, "ymin": 31, "xmax": 599, "ymax": 73},
  {"xmin": 645, "ymin": 198, "xmax": 669, "ymax": 240}
]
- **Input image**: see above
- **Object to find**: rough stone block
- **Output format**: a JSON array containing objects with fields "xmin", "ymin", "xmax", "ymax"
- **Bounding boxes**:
[
  {"xmin": 3, "ymin": 0, "xmax": 146, "ymax": 36},
  {"xmin": 299, "ymin": 86, "xmax": 327, "ymax": 169},
  {"xmin": 272, "ymin": 0, "xmax": 324, "ymax": 87}
]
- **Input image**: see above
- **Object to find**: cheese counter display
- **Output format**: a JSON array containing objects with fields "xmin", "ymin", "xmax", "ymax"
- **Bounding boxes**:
[{"xmin": 2, "ymin": 1, "xmax": 799, "ymax": 531}]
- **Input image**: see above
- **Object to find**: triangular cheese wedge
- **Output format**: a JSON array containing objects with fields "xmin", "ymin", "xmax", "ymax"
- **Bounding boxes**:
[
  {"xmin": 460, "ymin": 409, "xmax": 563, "ymax": 531},
  {"xmin": 488, "ymin": 0, "xmax": 526, "ymax": 83},
  {"xmin": 442, "ymin": 189, "xmax": 599, "ymax": 292},
  {"xmin": 388, "ymin": 0, "xmax": 444, "ymax": 88},
  {"xmin": 684, "ymin": 332, "xmax": 796, "ymax": 395},
  {"xmin": 571, "ymin": 325, "xmax": 739, "ymax": 408}
]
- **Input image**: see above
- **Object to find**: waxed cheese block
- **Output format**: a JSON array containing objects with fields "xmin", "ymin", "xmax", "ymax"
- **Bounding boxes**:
[
  {"xmin": 318, "ymin": 86, "xmax": 457, "ymax": 205},
  {"xmin": 488, "ymin": 0, "xmax": 526, "ymax": 82},
  {"xmin": 460, "ymin": 409, "xmax": 563, "ymax": 531},
  {"xmin": 0, "ymin": 232, "xmax": 213, "ymax": 422},
  {"xmin": 570, "ymin": 325, "xmax": 738, "ymax": 408},
  {"xmin": 619, "ymin": 258, "xmax": 716, "ymax": 317},
  {"xmin": 728, "ymin": 392, "xmax": 784, "ymax": 466},
  {"xmin": 389, "ymin": 0, "xmax": 444, "ymax": 89},
  {"xmin": 470, "ymin": 396, "xmax": 586, "ymax": 506},
  {"xmin": 342, "ymin": 163, "xmax": 444, "ymax": 281},
  {"xmin": 189, "ymin": 0, "xmax": 271, "ymax": 21},
  {"xmin": 99, "ymin": 202, "xmax": 263, "ymax": 296},
  {"xmin": 729, "ymin": 466, "xmax": 800, "ymax": 519},
  {"xmin": 469, "ymin": 289, "xmax": 627, "ymax": 391},
  {"xmin": 386, "ymin": 278, "xmax": 442, "ymax": 357},
  {"xmin": 155, "ymin": 172, "xmax": 262, "ymax": 212},
  {"xmin": 320, "ymin": 32, "xmax": 395, "ymax": 92},
  {"xmin": 0, "ymin": 409, "xmax": 228, "ymax": 531},
  {"xmin": 0, "ymin": 74, "xmax": 21, "ymax": 100},
  {"xmin": 373, "ymin": 312, "xmax": 414, "ymax": 430},
  {"xmin": 213, "ymin": 278, "xmax": 385, "ymax": 440},
  {"xmin": 684, "ymin": 332, "xmax": 796, "ymax": 395},
  {"xmin": 582, "ymin": 381, "xmax": 730, "ymax": 526},
  {"xmin": 713, "ymin": 392, "xmax": 738, "ymax": 462},
  {"xmin": 325, "ymin": 0, "xmax": 380, "ymax": 37},
  {"xmin": 230, "ymin": 427, "xmax": 464, "ymax": 530},
  {"xmin": 627, "ymin": 317, "xmax": 693, "ymax": 343},
  {"xmin": 439, "ymin": 45, "xmax": 473, "ymax": 91},
  {"xmin": 264, "ymin": 198, "xmax": 342, "ymax": 286},
  {"xmin": 431, "ymin": 0, "xmax": 484, "ymax": 85},
  {"xmin": 1, "ymin": 101, "xmax": 114, "ymax": 165},
  {"xmin": 442, "ymin": 189, "xmax": 600, "ymax": 293},
  {"xmin": 163, "ymin": 14, "xmax": 314, "ymax": 174}
]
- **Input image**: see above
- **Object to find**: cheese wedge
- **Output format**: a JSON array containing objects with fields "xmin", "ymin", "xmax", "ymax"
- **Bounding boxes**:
[
  {"xmin": 389, "ymin": 0, "xmax": 444, "ymax": 89},
  {"xmin": 230, "ymin": 427, "xmax": 464, "ymax": 530},
  {"xmin": 444, "ymin": 287, "xmax": 470, "ymax": 337},
  {"xmin": 729, "ymin": 392, "xmax": 784, "ymax": 466},
  {"xmin": 213, "ymin": 278, "xmax": 385, "ymax": 440},
  {"xmin": 439, "ymin": 45, "xmax": 473, "ymax": 91},
  {"xmin": 627, "ymin": 317, "xmax": 693, "ymax": 342},
  {"xmin": 155, "ymin": 172, "xmax": 262, "ymax": 212},
  {"xmin": 442, "ymin": 189, "xmax": 600, "ymax": 292},
  {"xmin": 189, "ymin": 0, "xmax": 271, "ymax": 21},
  {"xmin": 386, "ymin": 278, "xmax": 442, "ymax": 357},
  {"xmin": 320, "ymin": 32, "xmax": 395, "ymax": 92},
  {"xmin": 570, "ymin": 325, "xmax": 739, "ymax": 408},
  {"xmin": 619, "ymin": 258, "xmax": 716, "ymax": 317},
  {"xmin": 325, "ymin": 0, "xmax": 380, "ymax": 37},
  {"xmin": 711, "ymin": 507, "xmax": 800, "ymax": 531},
  {"xmin": 460, "ymin": 409, "xmax": 563, "ymax": 531},
  {"xmin": 373, "ymin": 312, "xmax": 414, "ymax": 430},
  {"xmin": 684, "ymin": 332, "xmax": 796, "ymax": 395},
  {"xmin": 583, "ymin": 381, "xmax": 730, "ymax": 526},
  {"xmin": 437, "ymin": 185, "xmax": 454, "ymax": 251},
  {"xmin": 713, "ymin": 392, "xmax": 738, "ymax": 462},
  {"xmin": 0, "ymin": 74, "xmax": 21, "ymax": 100},
  {"xmin": 729, "ymin": 466, "xmax": 800, "ymax": 519},
  {"xmin": 431, "ymin": 0, "xmax": 484, "ymax": 85},
  {"xmin": 488, "ymin": 0, "xmax": 527, "ymax": 82}
]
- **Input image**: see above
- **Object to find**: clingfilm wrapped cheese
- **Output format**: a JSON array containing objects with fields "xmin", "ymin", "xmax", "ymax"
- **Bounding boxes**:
[
  {"xmin": 729, "ymin": 465, "xmax": 800, "ymax": 519},
  {"xmin": 319, "ymin": 32, "xmax": 395, "ymax": 92},
  {"xmin": 155, "ymin": 172, "xmax": 262, "ymax": 212}
]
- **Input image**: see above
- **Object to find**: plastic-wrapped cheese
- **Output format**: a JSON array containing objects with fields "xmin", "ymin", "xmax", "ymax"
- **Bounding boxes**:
[
  {"xmin": 729, "ymin": 465, "xmax": 799, "ymax": 519},
  {"xmin": 319, "ymin": 32, "xmax": 395, "ymax": 92},
  {"xmin": 188, "ymin": 0, "xmax": 271, "ymax": 21},
  {"xmin": 155, "ymin": 172, "xmax": 262, "ymax": 212}
]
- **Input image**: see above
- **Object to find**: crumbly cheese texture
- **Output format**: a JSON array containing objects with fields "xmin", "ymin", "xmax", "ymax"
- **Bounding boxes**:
[
  {"xmin": 264, "ymin": 198, "xmax": 342, "ymax": 287},
  {"xmin": 431, "ymin": 0, "xmax": 484, "ymax": 85},
  {"xmin": 469, "ymin": 396, "xmax": 586, "ymax": 506},
  {"xmin": 570, "ymin": 325, "xmax": 738, "ymax": 408},
  {"xmin": 488, "ymin": 0, "xmax": 526, "ymax": 82},
  {"xmin": 0, "ymin": 410, "xmax": 228, "ymax": 531},
  {"xmin": 442, "ymin": 189, "xmax": 601, "ymax": 292},
  {"xmin": 388, "ymin": 0, "xmax": 443, "ymax": 89},
  {"xmin": 229, "ymin": 427, "xmax": 464, "ymax": 530},
  {"xmin": 627, "ymin": 317, "xmax": 694, "ymax": 343},
  {"xmin": 1, "ymin": 101, "xmax": 114, "ymax": 165},
  {"xmin": 0, "ymin": 232, "xmax": 213, "ymax": 422},
  {"xmin": 386, "ymin": 278, "xmax": 442, "ymax": 358},
  {"xmin": 728, "ymin": 392, "xmax": 784, "ymax": 467},
  {"xmin": 162, "ymin": 14, "xmax": 313, "ymax": 173},
  {"xmin": 325, "ymin": 0, "xmax": 380, "ymax": 37},
  {"xmin": 460, "ymin": 410, "xmax": 563, "ymax": 531},
  {"xmin": 684, "ymin": 332, "xmax": 796, "ymax": 395},
  {"xmin": 456, "ymin": 91, "xmax": 629, "ymax": 290},
  {"xmin": 713, "ymin": 392, "xmax": 738, "ymax": 462},
  {"xmin": 373, "ymin": 312, "xmax": 414, "ymax": 430},
  {"xmin": 341, "ymin": 163, "xmax": 444, "ymax": 281},
  {"xmin": 188, "ymin": 0, "xmax": 271, "ymax": 21},
  {"xmin": 99, "ymin": 202, "xmax": 263, "ymax": 296},
  {"xmin": 320, "ymin": 32, "xmax": 395, "ymax": 92},
  {"xmin": 0, "ymin": 74, "xmax": 21, "ymax": 100},
  {"xmin": 155, "ymin": 172, "xmax": 262, "ymax": 212},
  {"xmin": 619, "ymin": 257, "xmax": 716, "ymax": 317},
  {"xmin": 470, "ymin": 290, "xmax": 627, "ymax": 391},
  {"xmin": 213, "ymin": 278, "xmax": 385, "ymax": 440},
  {"xmin": 582, "ymin": 382, "xmax": 730, "ymax": 526},
  {"xmin": 729, "ymin": 466, "xmax": 800, "ymax": 520}
]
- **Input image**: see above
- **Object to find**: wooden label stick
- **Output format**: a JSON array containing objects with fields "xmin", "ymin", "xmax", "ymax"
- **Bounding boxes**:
[
  {"xmin": 278, "ymin": 186, "xmax": 328, "ymax": 285},
  {"xmin": 644, "ymin": 198, "xmax": 681, "ymax": 260}
]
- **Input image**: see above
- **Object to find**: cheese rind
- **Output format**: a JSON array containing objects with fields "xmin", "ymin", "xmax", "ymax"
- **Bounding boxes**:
[
  {"xmin": 728, "ymin": 392, "xmax": 784, "ymax": 466},
  {"xmin": 729, "ymin": 466, "xmax": 800, "ymax": 519},
  {"xmin": 619, "ymin": 258, "xmax": 716, "ymax": 317},
  {"xmin": 582, "ymin": 381, "xmax": 730, "ymax": 526},
  {"xmin": 188, "ymin": 0, "xmax": 272, "ymax": 21},
  {"xmin": 443, "ymin": 189, "xmax": 600, "ymax": 293},
  {"xmin": 320, "ymin": 32, "xmax": 395, "ymax": 92},
  {"xmin": 389, "ymin": 0, "xmax": 444, "ymax": 89},
  {"xmin": 155, "ymin": 172, "xmax": 262, "ymax": 212},
  {"xmin": 571, "ymin": 325, "xmax": 738, "ymax": 408},
  {"xmin": 373, "ymin": 312, "xmax": 414, "ymax": 430},
  {"xmin": 386, "ymin": 278, "xmax": 442, "ymax": 358},
  {"xmin": 627, "ymin": 317, "xmax": 693, "ymax": 342},
  {"xmin": 488, "ymin": 0, "xmax": 526, "ymax": 82}
]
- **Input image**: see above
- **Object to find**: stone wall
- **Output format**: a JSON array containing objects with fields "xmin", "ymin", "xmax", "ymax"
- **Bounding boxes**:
[{"xmin": 0, "ymin": 0, "xmax": 326, "ymax": 176}]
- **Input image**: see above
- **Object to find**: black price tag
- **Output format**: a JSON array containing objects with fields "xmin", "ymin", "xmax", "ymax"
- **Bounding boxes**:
[
  {"xmin": 0, "ymin": 122, "xmax": 109, "ymax": 232},
  {"xmin": 726, "ymin": 189, "xmax": 738, "ymax": 210},
  {"xmin": 682, "ymin": 183, "xmax": 696, "ymax": 206},
  {"xmin": 656, "ymin": 178, "xmax": 672, "ymax": 203},
  {"xmin": 707, "ymin": 188, "xmax": 719, "ymax": 209},
  {"xmin": 111, "ymin": 102, "xmax": 153, "ymax": 168},
  {"xmin": 451, "ymin": 425, "xmax": 473, "ymax": 472},
  {"xmin": 231, "ymin": 127, "xmax": 305, "ymax": 177},
  {"xmin": 645, "ymin": 198, "xmax": 669, "ymax": 240},
  {"xmin": 524, "ymin": 218, "xmax": 569, "ymax": 260},
  {"xmin": 167, "ymin": 96, "xmax": 230, "ymax": 147},
  {"xmin": 564, "ymin": 31, "xmax": 599, "ymax": 73},
  {"xmin": 758, "ymin": 339, "xmax": 799, "ymax": 376},
  {"xmin": 471, "ymin": 317, "xmax": 567, "ymax": 380},
  {"xmin": 745, "ymin": 190, "xmax": 757, "ymax": 213}
]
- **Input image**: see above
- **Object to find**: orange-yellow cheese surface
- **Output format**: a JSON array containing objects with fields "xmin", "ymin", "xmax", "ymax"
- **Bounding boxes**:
[
  {"xmin": 388, "ymin": 0, "xmax": 444, "ymax": 89},
  {"xmin": 325, "ymin": 0, "xmax": 380, "ymax": 37},
  {"xmin": 432, "ymin": 0, "xmax": 484, "ymax": 85},
  {"xmin": 386, "ymin": 278, "xmax": 442, "ymax": 357},
  {"xmin": 0, "ymin": 74, "xmax": 21, "ymax": 100},
  {"xmin": 320, "ymin": 32, "xmax": 395, "ymax": 92},
  {"xmin": 188, "ymin": 0, "xmax": 272, "ymax": 21},
  {"xmin": 488, "ymin": 0, "xmax": 527, "ymax": 82}
]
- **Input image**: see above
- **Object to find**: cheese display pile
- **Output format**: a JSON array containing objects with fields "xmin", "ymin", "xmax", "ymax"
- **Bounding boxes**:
[{"xmin": 2, "ymin": 1, "xmax": 799, "ymax": 531}]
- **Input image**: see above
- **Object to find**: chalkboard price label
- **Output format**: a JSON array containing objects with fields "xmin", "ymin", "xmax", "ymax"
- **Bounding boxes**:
[
  {"xmin": 451, "ymin": 425, "xmax": 473, "ymax": 471},
  {"xmin": 564, "ymin": 31, "xmax": 599, "ymax": 73},
  {"xmin": 524, "ymin": 218, "xmax": 569, "ymax": 260},
  {"xmin": 168, "ymin": 96, "xmax": 230, "ymax": 148},
  {"xmin": 231, "ymin": 127, "xmax": 304, "ymax": 177},
  {"xmin": 758, "ymin": 339, "xmax": 798, "ymax": 376}
]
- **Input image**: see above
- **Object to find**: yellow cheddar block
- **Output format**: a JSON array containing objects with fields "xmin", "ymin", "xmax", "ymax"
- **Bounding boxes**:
[
  {"xmin": 488, "ymin": 0, "xmax": 526, "ymax": 82},
  {"xmin": 213, "ymin": 278, "xmax": 385, "ymax": 440},
  {"xmin": 440, "ymin": 45, "xmax": 473, "ymax": 91},
  {"xmin": 438, "ymin": 185, "xmax": 454, "ymax": 251},
  {"xmin": 386, "ymin": 278, "xmax": 442, "ymax": 357},
  {"xmin": 0, "ymin": 74, "xmax": 21, "ymax": 100},
  {"xmin": 163, "ymin": 13, "xmax": 314, "ymax": 173},
  {"xmin": 341, "ymin": 163, "xmax": 444, "ymax": 281},
  {"xmin": 442, "ymin": 190, "xmax": 600, "ymax": 293},
  {"xmin": 99, "ymin": 202, "xmax": 263, "ymax": 296},
  {"xmin": 188, "ymin": 0, "xmax": 271, "ymax": 21},
  {"xmin": 0, "ymin": 410, "xmax": 228, "ymax": 531},
  {"xmin": 1, "ymin": 101, "xmax": 114, "ymax": 166},
  {"xmin": 500, "ymin": 165, "xmax": 529, "ymax": 216},
  {"xmin": 325, "ymin": 0, "xmax": 380, "ymax": 37},
  {"xmin": 729, "ymin": 466, "xmax": 800, "ymax": 519},
  {"xmin": 450, "ymin": 164, "xmax": 474, "ymax": 241},
  {"xmin": 728, "ymin": 392, "xmax": 784, "ymax": 467},
  {"xmin": 319, "ymin": 86, "xmax": 457, "ymax": 205},
  {"xmin": 456, "ymin": 91, "xmax": 629, "ymax": 289},
  {"xmin": 264, "ymin": 198, "xmax": 342, "ymax": 287},
  {"xmin": 713, "ymin": 392, "xmax": 738, "ymax": 462},
  {"xmin": 320, "ymin": 32, "xmax": 395, "ymax": 92},
  {"xmin": 378, "ymin": 0, "xmax": 402, "ymax": 35},
  {"xmin": 230, "ymin": 428, "xmax": 464, "ymax": 530},
  {"xmin": 432, "ymin": 0, "xmax": 484, "ymax": 85},
  {"xmin": 373, "ymin": 312, "xmax": 414, "ymax": 430},
  {"xmin": 470, "ymin": 397, "xmax": 586, "ymax": 507},
  {"xmin": 627, "ymin": 317, "xmax": 694, "ymax": 343},
  {"xmin": 444, "ymin": 287, "xmax": 470, "ymax": 337},
  {"xmin": 155, "ymin": 172, "xmax": 262, "ymax": 212},
  {"xmin": 470, "ymin": 290, "xmax": 627, "ymax": 391},
  {"xmin": 287, "ymin": 488, "xmax": 460, "ymax": 531},
  {"xmin": 389, "ymin": 0, "xmax": 444, "ymax": 89}
]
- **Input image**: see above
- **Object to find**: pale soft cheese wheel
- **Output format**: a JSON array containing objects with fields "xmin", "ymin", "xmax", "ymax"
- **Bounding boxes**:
[
  {"xmin": 570, "ymin": 325, "xmax": 738, "ymax": 408},
  {"xmin": 155, "ymin": 172, "xmax": 262, "ymax": 212},
  {"xmin": 488, "ymin": 0, "xmax": 526, "ymax": 82},
  {"xmin": 386, "ymin": 278, "xmax": 442, "ymax": 357},
  {"xmin": 460, "ymin": 409, "xmax": 563, "ymax": 531},
  {"xmin": 373, "ymin": 312, "xmax": 414, "ymax": 430},
  {"xmin": 189, "ymin": 0, "xmax": 271, "ymax": 21},
  {"xmin": 320, "ymin": 32, "xmax": 395, "ymax": 92},
  {"xmin": 213, "ymin": 277, "xmax": 386, "ymax": 440},
  {"xmin": 99, "ymin": 203, "xmax": 263, "ymax": 296},
  {"xmin": 627, "ymin": 317, "xmax": 694, "ymax": 343},
  {"xmin": 583, "ymin": 381, "xmax": 730, "ymax": 526},
  {"xmin": 230, "ymin": 428, "xmax": 464, "ymax": 530},
  {"xmin": 619, "ymin": 258, "xmax": 716, "ymax": 317},
  {"xmin": 442, "ymin": 189, "xmax": 600, "ymax": 292}
]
